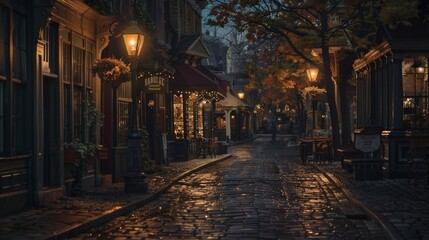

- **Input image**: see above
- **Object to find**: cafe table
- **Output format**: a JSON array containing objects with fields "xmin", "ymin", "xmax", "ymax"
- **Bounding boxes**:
[{"xmin": 299, "ymin": 137, "xmax": 332, "ymax": 164}]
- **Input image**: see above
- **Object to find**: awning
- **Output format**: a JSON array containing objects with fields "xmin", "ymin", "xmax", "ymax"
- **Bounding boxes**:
[
  {"xmin": 198, "ymin": 66, "xmax": 229, "ymax": 94},
  {"xmin": 171, "ymin": 63, "xmax": 226, "ymax": 96}
]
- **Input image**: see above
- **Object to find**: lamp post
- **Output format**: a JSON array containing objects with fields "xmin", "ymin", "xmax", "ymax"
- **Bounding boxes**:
[
  {"xmin": 122, "ymin": 21, "xmax": 147, "ymax": 193},
  {"xmin": 307, "ymin": 68, "xmax": 319, "ymax": 138},
  {"xmin": 237, "ymin": 91, "xmax": 245, "ymax": 139}
]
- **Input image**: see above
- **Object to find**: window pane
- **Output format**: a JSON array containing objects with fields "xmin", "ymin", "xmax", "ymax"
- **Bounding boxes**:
[
  {"xmin": 64, "ymin": 85, "xmax": 71, "ymax": 142},
  {"xmin": 118, "ymin": 81, "xmax": 131, "ymax": 98},
  {"xmin": 0, "ymin": 5, "xmax": 8, "ymax": 78},
  {"xmin": 73, "ymin": 88, "xmax": 83, "ymax": 140},
  {"xmin": 72, "ymin": 35, "xmax": 84, "ymax": 49},
  {"xmin": 118, "ymin": 101, "xmax": 130, "ymax": 145},
  {"xmin": 73, "ymin": 47, "xmax": 84, "ymax": 85},
  {"xmin": 0, "ymin": 82, "xmax": 4, "ymax": 153},
  {"xmin": 12, "ymin": 11, "xmax": 26, "ymax": 82},
  {"xmin": 12, "ymin": 83, "xmax": 23, "ymax": 153},
  {"xmin": 63, "ymin": 43, "xmax": 71, "ymax": 83},
  {"xmin": 402, "ymin": 57, "xmax": 429, "ymax": 129},
  {"xmin": 86, "ymin": 51, "xmax": 93, "ymax": 88}
]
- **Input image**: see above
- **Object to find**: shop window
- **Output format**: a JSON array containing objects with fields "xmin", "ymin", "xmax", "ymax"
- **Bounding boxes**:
[
  {"xmin": 12, "ymin": 83, "xmax": 24, "ymax": 153},
  {"xmin": 188, "ymin": 94, "xmax": 199, "ymax": 138},
  {"xmin": 63, "ymin": 42, "xmax": 71, "ymax": 83},
  {"xmin": 62, "ymin": 31, "xmax": 95, "ymax": 143},
  {"xmin": 117, "ymin": 81, "xmax": 131, "ymax": 145},
  {"xmin": 173, "ymin": 94, "xmax": 184, "ymax": 138},
  {"xmin": 0, "ymin": 5, "xmax": 7, "ymax": 78},
  {"xmin": 0, "ymin": 4, "xmax": 5, "ymax": 154},
  {"xmin": 40, "ymin": 23, "xmax": 50, "ymax": 73},
  {"xmin": 73, "ymin": 88, "xmax": 83, "ymax": 140},
  {"xmin": 64, "ymin": 85, "xmax": 71, "ymax": 142},
  {"xmin": 402, "ymin": 56, "xmax": 429, "ymax": 129},
  {"xmin": 73, "ymin": 46, "xmax": 85, "ymax": 86},
  {"xmin": 118, "ymin": 100, "xmax": 130, "ymax": 145},
  {"xmin": 11, "ymin": 11, "xmax": 26, "ymax": 153},
  {"xmin": 85, "ymin": 43, "xmax": 94, "ymax": 89},
  {"xmin": 40, "ymin": 22, "xmax": 59, "ymax": 74},
  {"xmin": 0, "ymin": 82, "xmax": 3, "ymax": 154},
  {"xmin": 0, "ymin": 5, "xmax": 28, "ymax": 155},
  {"xmin": 12, "ymin": 11, "xmax": 26, "ymax": 82}
]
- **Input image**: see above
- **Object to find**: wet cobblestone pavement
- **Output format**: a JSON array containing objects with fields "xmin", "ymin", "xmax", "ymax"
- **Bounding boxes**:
[
  {"xmin": 71, "ymin": 138, "xmax": 385, "ymax": 239},
  {"xmin": 317, "ymin": 162, "xmax": 429, "ymax": 240},
  {"xmin": 1, "ymin": 136, "xmax": 428, "ymax": 239}
]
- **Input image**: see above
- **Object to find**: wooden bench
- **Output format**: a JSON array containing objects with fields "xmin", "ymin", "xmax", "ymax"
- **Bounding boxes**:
[{"xmin": 343, "ymin": 158, "xmax": 384, "ymax": 181}]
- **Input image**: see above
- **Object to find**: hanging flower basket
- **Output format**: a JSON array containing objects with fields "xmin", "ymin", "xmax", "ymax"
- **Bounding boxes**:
[
  {"xmin": 301, "ymin": 86, "xmax": 326, "ymax": 111},
  {"xmin": 92, "ymin": 58, "xmax": 130, "ymax": 83}
]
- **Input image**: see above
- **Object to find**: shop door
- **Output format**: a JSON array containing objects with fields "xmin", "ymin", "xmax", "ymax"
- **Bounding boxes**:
[{"xmin": 43, "ymin": 77, "xmax": 59, "ymax": 187}]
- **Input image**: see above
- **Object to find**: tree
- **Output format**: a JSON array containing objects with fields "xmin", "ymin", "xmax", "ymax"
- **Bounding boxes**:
[{"xmin": 208, "ymin": 0, "xmax": 420, "ymax": 160}]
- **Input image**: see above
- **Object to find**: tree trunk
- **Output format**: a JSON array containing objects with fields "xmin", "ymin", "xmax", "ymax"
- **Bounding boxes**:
[
  {"xmin": 339, "ymin": 78, "xmax": 352, "ymax": 145},
  {"xmin": 321, "ymin": 12, "xmax": 341, "ymax": 161}
]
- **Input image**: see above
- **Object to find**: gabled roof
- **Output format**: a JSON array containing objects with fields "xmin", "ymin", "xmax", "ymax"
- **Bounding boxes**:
[
  {"xmin": 175, "ymin": 35, "xmax": 211, "ymax": 59},
  {"xmin": 217, "ymin": 87, "xmax": 249, "ymax": 109}
]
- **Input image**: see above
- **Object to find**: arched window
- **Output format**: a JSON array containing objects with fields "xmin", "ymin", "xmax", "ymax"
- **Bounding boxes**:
[{"xmin": 402, "ymin": 56, "xmax": 429, "ymax": 129}]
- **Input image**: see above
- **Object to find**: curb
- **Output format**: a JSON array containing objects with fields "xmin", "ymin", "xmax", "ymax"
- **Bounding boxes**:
[
  {"xmin": 227, "ymin": 136, "xmax": 258, "ymax": 146},
  {"xmin": 313, "ymin": 165, "xmax": 404, "ymax": 240},
  {"xmin": 48, "ymin": 154, "xmax": 232, "ymax": 240}
]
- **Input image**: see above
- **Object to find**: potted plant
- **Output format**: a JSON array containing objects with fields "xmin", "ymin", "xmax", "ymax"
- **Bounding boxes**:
[
  {"xmin": 64, "ymin": 139, "xmax": 98, "ymax": 196},
  {"xmin": 139, "ymin": 129, "xmax": 161, "ymax": 174},
  {"xmin": 301, "ymin": 86, "xmax": 326, "ymax": 111},
  {"xmin": 64, "ymin": 100, "xmax": 104, "ymax": 196}
]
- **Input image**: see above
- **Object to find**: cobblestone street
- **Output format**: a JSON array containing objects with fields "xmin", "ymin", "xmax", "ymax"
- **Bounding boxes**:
[{"xmin": 71, "ymin": 137, "xmax": 385, "ymax": 239}]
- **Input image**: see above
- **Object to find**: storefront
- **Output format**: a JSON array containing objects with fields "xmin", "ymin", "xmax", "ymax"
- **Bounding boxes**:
[
  {"xmin": 353, "ymin": 24, "xmax": 429, "ymax": 177},
  {"xmin": 170, "ymin": 63, "xmax": 225, "ymax": 161}
]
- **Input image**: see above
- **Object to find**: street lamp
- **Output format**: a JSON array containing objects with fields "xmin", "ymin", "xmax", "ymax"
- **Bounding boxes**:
[
  {"xmin": 307, "ymin": 67, "xmax": 319, "ymax": 137},
  {"xmin": 306, "ymin": 68, "xmax": 319, "ymax": 82},
  {"xmin": 122, "ymin": 21, "xmax": 147, "ymax": 193},
  {"xmin": 238, "ymin": 91, "xmax": 245, "ymax": 100}
]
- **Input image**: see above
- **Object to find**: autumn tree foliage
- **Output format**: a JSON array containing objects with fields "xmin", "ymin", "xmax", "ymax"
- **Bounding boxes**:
[{"xmin": 207, "ymin": 0, "xmax": 421, "ymax": 159}]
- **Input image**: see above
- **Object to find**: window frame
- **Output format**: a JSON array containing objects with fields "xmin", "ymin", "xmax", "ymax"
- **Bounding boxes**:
[{"xmin": 402, "ymin": 56, "xmax": 429, "ymax": 129}]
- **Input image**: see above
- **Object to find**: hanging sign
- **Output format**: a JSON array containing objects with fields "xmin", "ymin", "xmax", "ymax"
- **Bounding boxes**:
[{"xmin": 143, "ymin": 76, "xmax": 167, "ymax": 93}]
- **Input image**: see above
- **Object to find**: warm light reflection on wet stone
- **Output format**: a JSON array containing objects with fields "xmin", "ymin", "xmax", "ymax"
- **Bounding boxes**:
[{"xmin": 74, "ymin": 137, "xmax": 386, "ymax": 239}]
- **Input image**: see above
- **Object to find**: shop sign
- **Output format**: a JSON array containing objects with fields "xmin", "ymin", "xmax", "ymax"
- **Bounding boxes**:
[
  {"xmin": 355, "ymin": 134, "xmax": 380, "ymax": 153},
  {"xmin": 143, "ymin": 76, "xmax": 167, "ymax": 93}
]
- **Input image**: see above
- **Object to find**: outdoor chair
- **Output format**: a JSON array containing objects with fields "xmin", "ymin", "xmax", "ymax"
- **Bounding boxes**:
[
  {"xmin": 197, "ymin": 138, "xmax": 209, "ymax": 158},
  {"xmin": 207, "ymin": 138, "xmax": 217, "ymax": 158},
  {"xmin": 309, "ymin": 141, "xmax": 331, "ymax": 164}
]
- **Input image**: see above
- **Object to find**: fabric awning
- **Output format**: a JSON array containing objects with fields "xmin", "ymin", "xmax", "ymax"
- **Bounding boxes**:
[{"xmin": 171, "ymin": 63, "xmax": 226, "ymax": 96}]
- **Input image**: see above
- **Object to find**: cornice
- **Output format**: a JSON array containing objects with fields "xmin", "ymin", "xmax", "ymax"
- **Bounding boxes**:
[{"xmin": 353, "ymin": 41, "xmax": 391, "ymax": 71}]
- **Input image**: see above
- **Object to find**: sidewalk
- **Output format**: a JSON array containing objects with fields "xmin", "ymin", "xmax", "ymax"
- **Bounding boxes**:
[
  {"xmin": 315, "ymin": 161, "xmax": 429, "ymax": 240},
  {"xmin": 0, "ymin": 154, "xmax": 232, "ymax": 240}
]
